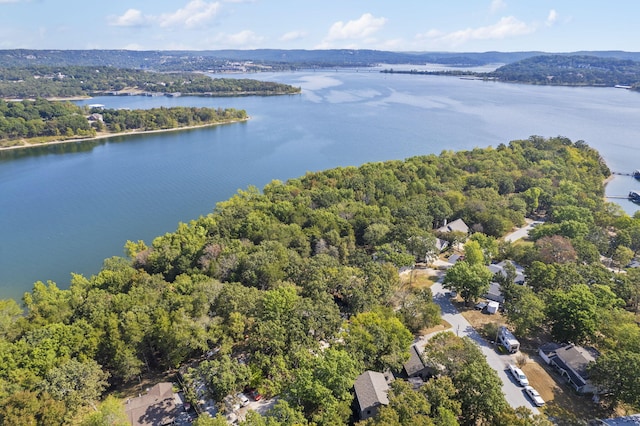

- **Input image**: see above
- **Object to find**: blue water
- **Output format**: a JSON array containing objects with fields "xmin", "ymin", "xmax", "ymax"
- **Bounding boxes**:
[{"xmin": 1, "ymin": 70, "xmax": 639, "ymax": 301}]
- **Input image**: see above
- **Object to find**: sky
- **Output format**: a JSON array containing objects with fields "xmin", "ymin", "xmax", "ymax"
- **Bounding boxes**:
[{"xmin": 0, "ymin": 0, "xmax": 638, "ymax": 53}]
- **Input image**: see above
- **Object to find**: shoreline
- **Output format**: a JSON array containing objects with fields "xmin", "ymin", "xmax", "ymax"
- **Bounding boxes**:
[{"xmin": 0, "ymin": 118, "xmax": 249, "ymax": 152}]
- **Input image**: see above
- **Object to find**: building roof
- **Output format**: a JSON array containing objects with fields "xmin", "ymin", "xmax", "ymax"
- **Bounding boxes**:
[
  {"xmin": 435, "ymin": 238, "xmax": 449, "ymax": 252},
  {"xmin": 538, "ymin": 342, "xmax": 563, "ymax": 356},
  {"xmin": 595, "ymin": 414, "xmax": 640, "ymax": 425},
  {"xmin": 354, "ymin": 371, "xmax": 389, "ymax": 412},
  {"xmin": 403, "ymin": 345, "xmax": 427, "ymax": 377},
  {"xmin": 489, "ymin": 260, "xmax": 526, "ymax": 284},
  {"xmin": 437, "ymin": 218, "xmax": 469, "ymax": 234},
  {"xmin": 125, "ymin": 382, "xmax": 179, "ymax": 426},
  {"xmin": 550, "ymin": 345, "xmax": 598, "ymax": 387},
  {"xmin": 484, "ymin": 282, "xmax": 504, "ymax": 303}
]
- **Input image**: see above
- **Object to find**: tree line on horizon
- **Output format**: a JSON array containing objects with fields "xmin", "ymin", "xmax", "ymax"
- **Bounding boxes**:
[
  {"xmin": 1, "ymin": 136, "xmax": 639, "ymax": 425},
  {"xmin": 0, "ymin": 66, "xmax": 301, "ymax": 99}
]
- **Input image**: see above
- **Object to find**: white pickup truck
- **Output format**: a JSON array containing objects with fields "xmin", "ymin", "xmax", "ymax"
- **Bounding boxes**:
[{"xmin": 508, "ymin": 364, "xmax": 529, "ymax": 387}]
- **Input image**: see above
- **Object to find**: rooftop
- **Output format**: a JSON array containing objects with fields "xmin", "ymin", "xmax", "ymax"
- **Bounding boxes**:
[{"xmin": 354, "ymin": 371, "xmax": 389, "ymax": 411}]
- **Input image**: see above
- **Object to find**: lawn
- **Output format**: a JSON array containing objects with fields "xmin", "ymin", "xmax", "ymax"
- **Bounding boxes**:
[
  {"xmin": 459, "ymin": 302, "xmax": 611, "ymax": 424},
  {"xmin": 521, "ymin": 356, "xmax": 610, "ymax": 425},
  {"xmin": 399, "ymin": 267, "xmax": 441, "ymax": 288}
]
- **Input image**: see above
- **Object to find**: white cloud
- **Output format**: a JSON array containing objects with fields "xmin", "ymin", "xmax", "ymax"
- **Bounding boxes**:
[
  {"xmin": 418, "ymin": 16, "xmax": 536, "ymax": 47},
  {"xmin": 158, "ymin": 0, "xmax": 221, "ymax": 29},
  {"xmin": 109, "ymin": 1, "xmax": 220, "ymax": 29},
  {"xmin": 326, "ymin": 13, "xmax": 387, "ymax": 41},
  {"xmin": 210, "ymin": 30, "xmax": 264, "ymax": 47},
  {"xmin": 123, "ymin": 43, "xmax": 145, "ymax": 50},
  {"xmin": 546, "ymin": 9, "xmax": 558, "ymax": 26},
  {"xmin": 108, "ymin": 9, "xmax": 149, "ymax": 27},
  {"xmin": 490, "ymin": 0, "xmax": 507, "ymax": 14},
  {"xmin": 280, "ymin": 30, "xmax": 307, "ymax": 42}
]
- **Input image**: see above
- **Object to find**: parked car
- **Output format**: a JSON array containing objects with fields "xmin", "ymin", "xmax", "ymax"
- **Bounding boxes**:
[
  {"xmin": 474, "ymin": 301, "xmax": 488, "ymax": 311},
  {"xmin": 524, "ymin": 385, "xmax": 545, "ymax": 406},
  {"xmin": 236, "ymin": 392, "xmax": 250, "ymax": 407},
  {"xmin": 244, "ymin": 387, "xmax": 263, "ymax": 401},
  {"xmin": 508, "ymin": 364, "xmax": 529, "ymax": 387}
]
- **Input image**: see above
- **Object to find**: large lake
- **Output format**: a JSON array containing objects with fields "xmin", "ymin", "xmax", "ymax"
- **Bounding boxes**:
[{"xmin": 1, "ymin": 69, "xmax": 639, "ymax": 301}]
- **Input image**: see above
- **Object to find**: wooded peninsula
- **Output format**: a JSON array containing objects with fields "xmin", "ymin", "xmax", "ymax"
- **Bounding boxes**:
[
  {"xmin": 1, "ymin": 136, "xmax": 639, "ymax": 425},
  {"xmin": 0, "ymin": 98, "xmax": 248, "ymax": 149},
  {"xmin": 0, "ymin": 66, "xmax": 301, "ymax": 99},
  {"xmin": 382, "ymin": 54, "xmax": 640, "ymax": 90}
]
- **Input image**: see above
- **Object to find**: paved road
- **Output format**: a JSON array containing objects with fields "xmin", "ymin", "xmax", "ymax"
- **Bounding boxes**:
[
  {"xmin": 503, "ymin": 220, "xmax": 543, "ymax": 243},
  {"xmin": 417, "ymin": 279, "xmax": 539, "ymax": 415}
]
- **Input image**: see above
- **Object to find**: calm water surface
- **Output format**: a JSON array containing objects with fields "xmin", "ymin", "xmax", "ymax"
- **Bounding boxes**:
[{"xmin": 1, "ymin": 70, "xmax": 639, "ymax": 300}]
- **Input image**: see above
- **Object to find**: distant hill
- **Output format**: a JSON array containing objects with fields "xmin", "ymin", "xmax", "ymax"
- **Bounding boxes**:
[
  {"xmin": 490, "ymin": 54, "xmax": 640, "ymax": 88},
  {"xmin": 2, "ymin": 49, "xmax": 640, "ymax": 71}
]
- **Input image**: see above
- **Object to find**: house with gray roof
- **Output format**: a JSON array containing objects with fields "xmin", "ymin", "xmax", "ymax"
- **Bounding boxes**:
[
  {"xmin": 353, "ymin": 371, "xmax": 390, "ymax": 421},
  {"xmin": 437, "ymin": 218, "xmax": 469, "ymax": 235},
  {"xmin": 402, "ymin": 345, "xmax": 433, "ymax": 381},
  {"xmin": 543, "ymin": 344, "xmax": 599, "ymax": 394}
]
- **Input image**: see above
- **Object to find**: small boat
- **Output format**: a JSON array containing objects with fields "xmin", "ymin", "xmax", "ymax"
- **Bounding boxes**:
[
  {"xmin": 633, "ymin": 169, "xmax": 640, "ymax": 179},
  {"xmin": 629, "ymin": 191, "xmax": 640, "ymax": 203}
]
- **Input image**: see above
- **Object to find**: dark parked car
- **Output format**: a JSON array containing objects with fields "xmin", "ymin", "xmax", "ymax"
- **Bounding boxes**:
[{"xmin": 474, "ymin": 301, "xmax": 488, "ymax": 311}]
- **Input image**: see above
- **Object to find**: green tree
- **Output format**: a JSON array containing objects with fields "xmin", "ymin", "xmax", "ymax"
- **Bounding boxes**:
[
  {"xmin": 589, "ymin": 350, "xmax": 640, "ymax": 409},
  {"xmin": 343, "ymin": 309, "xmax": 413, "ymax": 372},
  {"xmin": 443, "ymin": 261, "xmax": 493, "ymax": 305},
  {"xmin": 0, "ymin": 390, "xmax": 66, "ymax": 426},
  {"xmin": 397, "ymin": 288, "xmax": 441, "ymax": 333},
  {"xmin": 545, "ymin": 284, "xmax": 598, "ymax": 344},
  {"xmin": 41, "ymin": 358, "xmax": 109, "ymax": 412},
  {"xmin": 79, "ymin": 395, "xmax": 129, "ymax": 426},
  {"xmin": 423, "ymin": 333, "xmax": 508, "ymax": 425},
  {"xmin": 503, "ymin": 286, "xmax": 546, "ymax": 336},
  {"xmin": 613, "ymin": 246, "xmax": 634, "ymax": 271},
  {"xmin": 193, "ymin": 413, "xmax": 230, "ymax": 426},
  {"xmin": 198, "ymin": 355, "xmax": 251, "ymax": 402},
  {"xmin": 265, "ymin": 399, "xmax": 308, "ymax": 426},
  {"xmin": 422, "ymin": 376, "xmax": 461, "ymax": 424},
  {"xmin": 462, "ymin": 240, "xmax": 484, "ymax": 266}
]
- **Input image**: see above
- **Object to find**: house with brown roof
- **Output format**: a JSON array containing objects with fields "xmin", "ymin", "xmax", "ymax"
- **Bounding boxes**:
[
  {"xmin": 353, "ymin": 371, "xmax": 390, "ymax": 421},
  {"xmin": 125, "ymin": 382, "xmax": 180, "ymax": 426}
]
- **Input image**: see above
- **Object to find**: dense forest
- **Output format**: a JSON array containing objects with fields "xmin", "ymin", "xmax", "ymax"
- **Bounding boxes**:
[
  {"xmin": 382, "ymin": 55, "xmax": 640, "ymax": 90},
  {"xmin": 0, "ymin": 98, "xmax": 247, "ymax": 148},
  {"xmin": 1, "ymin": 136, "xmax": 640, "ymax": 425},
  {"xmin": 489, "ymin": 55, "xmax": 640, "ymax": 87},
  {"xmin": 0, "ymin": 66, "xmax": 301, "ymax": 99}
]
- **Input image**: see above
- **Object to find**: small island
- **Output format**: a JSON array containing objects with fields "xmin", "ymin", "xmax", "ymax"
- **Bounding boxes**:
[{"xmin": 0, "ymin": 98, "xmax": 248, "ymax": 149}]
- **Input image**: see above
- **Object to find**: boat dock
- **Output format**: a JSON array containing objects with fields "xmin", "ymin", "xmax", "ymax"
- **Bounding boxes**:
[{"xmin": 612, "ymin": 169, "xmax": 640, "ymax": 179}]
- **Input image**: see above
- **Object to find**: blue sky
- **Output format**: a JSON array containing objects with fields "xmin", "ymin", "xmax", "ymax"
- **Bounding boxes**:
[{"xmin": 0, "ymin": 0, "xmax": 637, "ymax": 52}]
